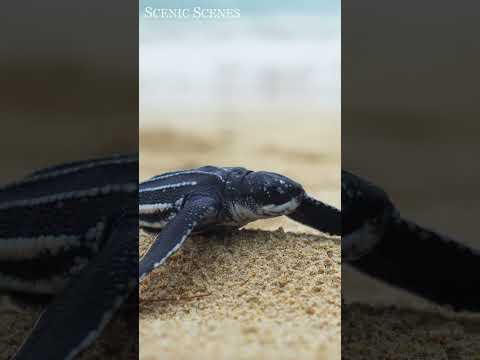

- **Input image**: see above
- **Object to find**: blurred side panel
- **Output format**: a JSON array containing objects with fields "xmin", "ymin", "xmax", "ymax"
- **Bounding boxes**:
[
  {"xmin": 0, "ymin": 1, "xmax": 138, "ymax": 359},
  {"xmin": 342, "ymin": 1, "xmax": 480, "ymax": 359}
]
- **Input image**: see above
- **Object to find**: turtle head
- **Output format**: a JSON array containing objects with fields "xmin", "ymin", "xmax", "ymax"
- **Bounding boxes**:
[{"xmin": 242, "ymin": 171, "xmax": 305, "ymax": 216}]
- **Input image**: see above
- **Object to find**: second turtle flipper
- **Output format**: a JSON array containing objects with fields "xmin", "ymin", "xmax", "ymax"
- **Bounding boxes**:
[
  {"xmin": 12, "ymin": 214, "xmax": 138, "ymax": 360},
  {"xmin": 349, "ymin": 217, "xmax": 480, "ymax": 312},
  {"xmin": 288, "ymin": 195, "xmax": 341, "ymax": 235}
]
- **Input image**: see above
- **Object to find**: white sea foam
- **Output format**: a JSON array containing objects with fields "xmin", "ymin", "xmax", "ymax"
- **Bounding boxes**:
[{"xmin": 140, "ymin": 15, "xmax": 340, "ymax": 123}]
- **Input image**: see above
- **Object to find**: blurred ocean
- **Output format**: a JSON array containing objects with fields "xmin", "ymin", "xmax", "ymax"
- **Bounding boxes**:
[{"xmin": 140, "ymin": 14, "xmax": 340, "ymax": 127}]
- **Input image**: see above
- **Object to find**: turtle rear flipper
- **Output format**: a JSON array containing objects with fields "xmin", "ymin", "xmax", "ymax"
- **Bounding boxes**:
[
  {"xmin": 287, "ymin": 195, "xmax": 341, "ymax": 235},
  {"xmin": 12, "ymin": 214, "xmax": 138, "ymax": 360},
  {"xmin": 139, "ymin": 196, "xmax": 218, "ymax": 282},
  {"xmin": 350, "ymin": 218, "xmax": 480, "ymax": 312}
]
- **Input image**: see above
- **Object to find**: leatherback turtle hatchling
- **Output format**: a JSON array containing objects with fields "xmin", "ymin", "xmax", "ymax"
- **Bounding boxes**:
[
  {"xmin": 343, "ymin": 170, "xmax": 480, "ymax": 312},
  {"xmin": 0, "ymin": 154, "xmax": 138, "ymax": 359},
  {"xmin": 139, "ymin": 166, "xmax": 341, "ymax": 281}
]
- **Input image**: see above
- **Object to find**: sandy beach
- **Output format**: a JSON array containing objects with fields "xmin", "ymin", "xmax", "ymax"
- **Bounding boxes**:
[
  {"xmin": 343, "ymin": 303, "xmax": 480, "ymax": 360},
  {"xmin": 139, "ymin": 114, "xmax": 341, "ymax": 360}
]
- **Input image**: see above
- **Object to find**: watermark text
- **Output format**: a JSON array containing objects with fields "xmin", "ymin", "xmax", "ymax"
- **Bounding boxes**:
[{"xmin": 144, "ymin": 6, "xmax": 241, "ymax": 20}]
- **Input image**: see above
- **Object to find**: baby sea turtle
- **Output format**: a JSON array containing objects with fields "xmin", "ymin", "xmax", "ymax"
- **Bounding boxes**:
[
  {"xmin": 0, "ymin": 154, "xmax": 138, "ymax": 359},
  {"xmin": 139, "ymin": 166, "xmax": 341, "ymax": 281},
  {"xmin": 342, "ymin": 170, "xmax": 480, "ymax": 312}
]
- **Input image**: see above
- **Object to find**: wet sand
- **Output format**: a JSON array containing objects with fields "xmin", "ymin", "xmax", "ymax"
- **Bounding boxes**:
[{"xmin": 139, "ymin": 115, "xmax": 341, "ymax": 360}]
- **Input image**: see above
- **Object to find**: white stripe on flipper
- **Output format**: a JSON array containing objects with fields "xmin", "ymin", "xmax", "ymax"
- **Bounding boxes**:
[
  {"xmin": 139, "ymin": 181, "xmax": 197, "ymax": 193},
  {"xmin": 0, "ymin": 183, "xmax": 137, "ymax": 210},
  {"xmin": 153, "ymin": 223, "xmax": 195, "ymax": 268},
  {"xmin": 139, "ymin": 222, "xmax": 196, "ymax": 282},
  {"xmin": 0, "ymin": 156, "xmax": 137, "ymax": 190},
  {"xmin": 144, "ymin": 170, "xmax": 224, "ymax": 183},
  {"xmin": 0, "ymin": 234, "xmax": 81, "ymax": 260}
]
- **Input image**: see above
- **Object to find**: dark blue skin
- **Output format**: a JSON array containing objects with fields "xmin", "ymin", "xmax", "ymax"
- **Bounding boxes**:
[
  {"xmin": 0, "ymin": 154, "xmax": 138, "ymax": 360},
  {"xmin": 343, "ymin": 170, "xmax": 480, "ymax": 312},
  {"xmin": 139, "ymin": 166, "xmax": 341, "ymax": 281}
]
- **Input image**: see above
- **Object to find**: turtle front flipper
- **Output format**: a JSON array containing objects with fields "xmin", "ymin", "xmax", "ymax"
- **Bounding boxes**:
[
  {"xmin": 12, "ymin": 214, "xmax": 138, "ymax": 360},
  {"xmin": 350, "ymin": 217, "xmax": 480, "ymax": 312},
  {"xmin": 139, "ymin": 196, "xmax": 218, "ymax": 282},
  {"xmin": 287, "ymin": 195, "xmax": 341, "ymax": 235}
]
